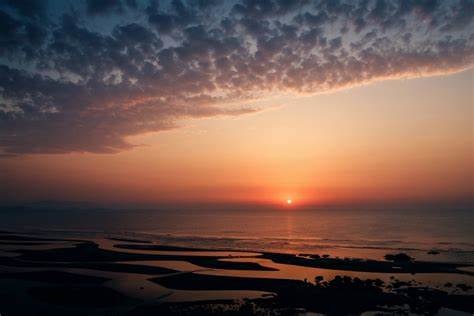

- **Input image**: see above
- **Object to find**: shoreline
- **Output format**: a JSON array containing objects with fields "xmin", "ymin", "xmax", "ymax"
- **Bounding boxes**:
[
  {"xmin": 2, "ymin": 227, "xmax": 473, "ymax": 265},
  {"xmin": 0, "ymin": 230, "xmax": 473, "ymax": 315}
]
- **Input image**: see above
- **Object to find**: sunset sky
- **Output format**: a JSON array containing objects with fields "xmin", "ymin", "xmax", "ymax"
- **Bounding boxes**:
[{"xmin": 0, "ymin": 0, "xmax": 472, "ymax": 207}]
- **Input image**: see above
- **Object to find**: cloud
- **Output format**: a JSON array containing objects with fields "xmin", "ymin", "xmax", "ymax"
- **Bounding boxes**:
[
  {"xmin": 2, "ymin": 0, "xmax": 47, "ymax": 19},
  {"xmin": 0, "ymin": 0, "xmax": 472, "ymax": 155},
  {"xmin": 86, "ymin": 0, "xmax": 125, "ymax": 15}
]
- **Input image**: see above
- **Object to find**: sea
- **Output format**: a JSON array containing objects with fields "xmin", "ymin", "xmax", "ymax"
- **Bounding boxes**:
[{"xmin": 1, "ymin": 206, "xmax": 473, "ymax": 264}]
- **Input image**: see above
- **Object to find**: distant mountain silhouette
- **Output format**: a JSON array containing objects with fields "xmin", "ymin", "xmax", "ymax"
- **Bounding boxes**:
[{"xmin": 0, "ymin": 200, "xmax": 107, "ymax": 212}]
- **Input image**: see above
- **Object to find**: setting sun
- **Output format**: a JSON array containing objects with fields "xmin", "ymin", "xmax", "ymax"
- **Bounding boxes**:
[{"xmin": 286, "ymin": 199, "xmax": 293, "ymax": 205}]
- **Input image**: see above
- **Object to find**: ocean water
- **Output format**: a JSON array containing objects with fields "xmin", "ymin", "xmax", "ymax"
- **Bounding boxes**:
[{"xmin": 1, "ymin": 207, "xmax": 473, "ymax": 263}]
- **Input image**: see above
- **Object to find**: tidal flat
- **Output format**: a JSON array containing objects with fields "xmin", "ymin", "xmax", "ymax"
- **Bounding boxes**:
[{"xmin": 0, "ymin": 231, "xmax": 473, "ymax": 315}]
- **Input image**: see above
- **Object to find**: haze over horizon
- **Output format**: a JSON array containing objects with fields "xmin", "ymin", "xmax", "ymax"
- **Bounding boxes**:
[{"xmin": 0, "ymin": 0, "xmax": 472, "ymax": 208}]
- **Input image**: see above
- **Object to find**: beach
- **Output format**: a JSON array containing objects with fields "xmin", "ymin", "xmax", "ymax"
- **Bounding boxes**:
[{"xmin": 0, "ymin": 227, "xmax": 473, "ymax": 315}]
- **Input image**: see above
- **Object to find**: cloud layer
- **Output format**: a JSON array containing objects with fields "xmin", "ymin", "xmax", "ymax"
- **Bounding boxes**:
[{"xmin": 0, "ymin": 0, "xmax": 473, "ymax": 154}]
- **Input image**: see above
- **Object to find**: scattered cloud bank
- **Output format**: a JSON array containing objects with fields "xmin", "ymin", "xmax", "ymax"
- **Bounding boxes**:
[{"xmin": 0, "ymin": 0, "xmax": 472, "ymax": 154}]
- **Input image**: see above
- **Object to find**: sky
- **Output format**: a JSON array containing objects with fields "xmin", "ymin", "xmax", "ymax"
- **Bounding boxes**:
[{"xmin": 0, "ymin": 0, "xmax": 473, "ymax": 208}]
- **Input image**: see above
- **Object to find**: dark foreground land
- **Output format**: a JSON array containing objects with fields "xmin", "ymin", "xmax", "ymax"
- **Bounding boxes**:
[{"xmin": 0, "ymin": 231, "xmax": 473, "ymax": 315}]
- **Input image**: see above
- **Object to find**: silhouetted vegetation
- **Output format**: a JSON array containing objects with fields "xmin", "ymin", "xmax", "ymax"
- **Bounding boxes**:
[
  {"xmin": 384, "ymin": 253, "xmax": 414, "ymax": 263},
  {"xmin": 148, "ymin": 274, "xmax": 474, "ymax": 315}
]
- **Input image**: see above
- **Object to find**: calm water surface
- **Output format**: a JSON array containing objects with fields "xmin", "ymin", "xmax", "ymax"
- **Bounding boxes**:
[{"xmin": 1, "ymin": 208, "xmax": 473, "ymax": 263}]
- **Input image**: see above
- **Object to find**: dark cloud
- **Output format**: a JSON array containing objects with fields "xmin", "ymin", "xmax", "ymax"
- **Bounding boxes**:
[
  {"xmin": 0, "ymin": 0, "xmax": 472, "ymax": 155},
  {"xmin": 232, "ymin": 0, "xmax": 309, "ymax": 18},
  {"xmin": 147, "ymin": 0, "xmax": 197, "ymax": 34},
  {"xmin": 0, "ymin": 9, "xmax": 46, "ymax": 60},
  {"xmin": 125, "ymin": 0, "xmax": 138, "ymax": 9},
  {"xmin": 86, "ymin": 0, "xmax": 124, "ymax": 15},
  {"xmin": 3, "ymin": 0, "xmax": 47, "ymax": 19},
  {"xmin": 441, "ymin": 0, "xmax": 474, "ymax": 31}
]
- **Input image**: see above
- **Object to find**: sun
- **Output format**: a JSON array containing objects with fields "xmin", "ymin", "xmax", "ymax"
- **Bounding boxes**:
[{"xmin": 286, "ymin": 199, "xmax": 293, "ymax": 205}]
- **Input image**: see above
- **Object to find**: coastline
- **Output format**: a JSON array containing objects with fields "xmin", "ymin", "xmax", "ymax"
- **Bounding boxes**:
[{"xmin": 0, "ymin": 230, "xmax": 473, "ymax": 315}]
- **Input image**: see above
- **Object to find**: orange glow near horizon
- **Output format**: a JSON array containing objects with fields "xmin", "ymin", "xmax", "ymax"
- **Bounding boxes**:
[{"xmin": 1, "ymin": 70, "xmax": 472, "ymax": 207}]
